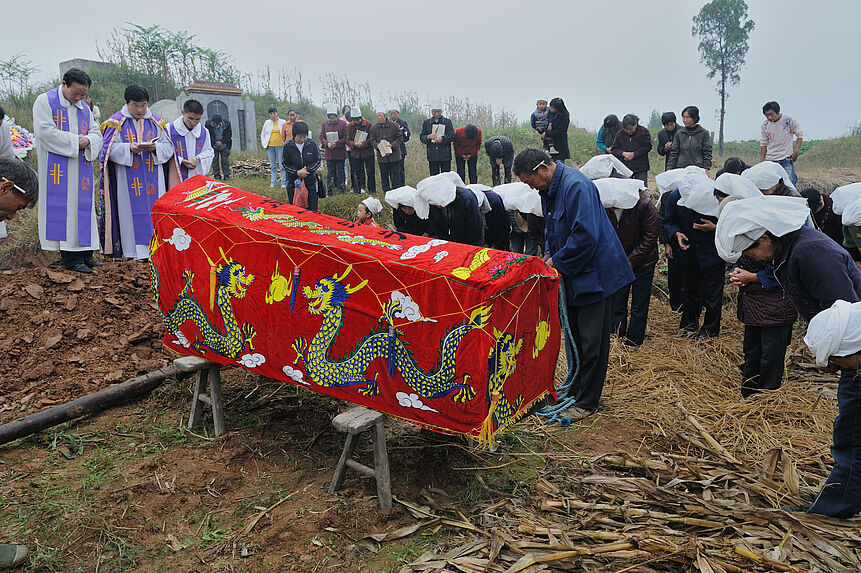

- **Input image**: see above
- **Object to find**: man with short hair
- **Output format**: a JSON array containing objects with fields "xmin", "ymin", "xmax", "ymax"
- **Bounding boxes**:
[
  {"xmin": 515, "ymin": 148, "xmax": 633, "ymax": 421},
  {"xmin": 419, "ymin": 102, "xmax": 455, "ymax": 176},
  {"xmin": 656, "ymin": 112, "xmax": 679, "ymax": 171},
  {"xmin": 204, "ymin": 113, "xmax": 231, "ymax": 180},
  {"xmin": 453, "ymin": 124, "xmax": 482, "ymax": 184},
  {"xmin": 760, "ymin": 101, "xmax": 803, "ymax": 185},
  {"xmin": 389, "ymin": 106, "xmax": 410, "ymax": 185},
  {"xmin": 484, "ymin": 135, "xmax": 514, "ymax": 186},
  {"xmin": 347, "ymin": 109, "xmax": 376, "ymax": 194},
  {"xmin": 320, "ymin": 104, "xmax": 348, "ymax": 194},
  {"xmin": 261, "ymin": 107, "xmax": 287, "ymax": 187},
  {"xmin": 369, "ymin": 111, "xmax": 403, "ymax": 191},
  {"xmin": 33, "ymin": 68, "xmax": 103, "ymax": 273},
  {"xmin": 168, "ymin": 99, "xmax": 213, "ymax": 185},
  {"xmin": 100, "ymin": 85, "xmax": 174, "ymax": 260}
]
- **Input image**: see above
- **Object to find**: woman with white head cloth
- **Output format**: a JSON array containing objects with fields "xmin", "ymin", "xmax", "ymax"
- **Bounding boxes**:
[
  {"xmin": 716, "ymin": 195, "xmax": 861, "ymax": 518},
  {"xmin": 356, "ymin": 196, "xmax": 383, "ymax": 227},
  {"xmin": 741, "ymin": 160, "xmax": 800, "ymax": 197},
  {"xmin": 385, "ymin": 185, "xmax": 428, "ymax": 236}
]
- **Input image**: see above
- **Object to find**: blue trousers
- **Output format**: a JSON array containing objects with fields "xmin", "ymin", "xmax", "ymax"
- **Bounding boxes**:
[
  {"xmin": 809, "ymin": 368, "xmax": 861, "ymax": 517},
  {"xmin": 776, "ymin": 158, "xmax": 798, "ymax": 186},
  {"xmin": 267, "ymin": 146, "xmax": 287, "ymax": 187}
]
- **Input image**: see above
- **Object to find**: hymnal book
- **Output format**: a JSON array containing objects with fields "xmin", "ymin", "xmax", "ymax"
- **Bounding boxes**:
[
  {"xmin": 431, "ymin": 123, "xmax": 445, "ymax": 137},
  {"xmin": 377, "ymin": 140, "xmax": 392, "ymax": 156},
  {"xmin": 326, "ymin": 131, "xmax": 339, "ymax": 143},
  {"xmin": 354, "ymin": 130, "xmax": 368, "ymax": 145}
]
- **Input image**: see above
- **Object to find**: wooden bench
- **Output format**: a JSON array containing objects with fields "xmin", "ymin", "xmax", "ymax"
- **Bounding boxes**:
[
  {"xmin": 173, "ymin": 356, "xmax": 225, "ymax": 436},
  {"xmin": 329, "ymin": 406, "xmax": 392, "ymax": 509}
]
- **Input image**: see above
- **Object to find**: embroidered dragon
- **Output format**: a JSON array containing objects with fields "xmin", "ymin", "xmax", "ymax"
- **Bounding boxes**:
[
  {"xmin": 291, "ymin": 265, "xmax": 489, "ymax": 402},
  {"xmin": 150, "ymin": 239, "xmax": 257, "ymax": 358},
  {"xmin": 478, "ymin": 329, "xmax": 525, "ymax": 447}
]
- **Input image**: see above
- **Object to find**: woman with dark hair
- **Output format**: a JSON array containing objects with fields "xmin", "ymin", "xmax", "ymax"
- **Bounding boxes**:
[
  {"xmin": 596, "ymin": 114, "xmax": 620, "ymax": 153},
  {"xmin": 667, "ymin": 105, "xmax": 712, "ymax": 170},
  {"xmin": 656, "ymin": 112, "xmax": 678, "ymax": 171},
  {"xmin": 610, "ymin": 114, "xmax": 652, "ymax": 184},
  {"xmin": 544, "ymin": 97, "xmax": 570, "ymax": 164}
]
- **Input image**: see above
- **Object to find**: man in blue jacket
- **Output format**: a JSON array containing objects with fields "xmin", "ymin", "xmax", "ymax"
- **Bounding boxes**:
[{"xmin": 515, "ymin": 148, "xmax": 634, "ymax": 420}]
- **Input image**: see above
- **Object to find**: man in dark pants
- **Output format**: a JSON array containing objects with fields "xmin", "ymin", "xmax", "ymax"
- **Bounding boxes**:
[
  {"xmin": 515, "ymin": 148, "xmax": 633, "ymax": 421},
  {"xmin": 656, "ymin": 112, "xmax": 679, "ymax": 172},
  {"xmin": 606, "ymin": 186, "xmax": 659, "ymax": 346},
  {"xmin": 453, "ymin": 124, "xmax": 481, "ymax": 184},
  {"xmin": 204, "ymin": 114, "xmax": 232, "ymax": 180},
  {"xmin": 389, "ymin": 106, "xmax": 410, "ymax": 187},
  {"xmin": 419, "ymin": 102, "xmax": 455, "ymax": 175},
  {"xmin": 663, "ymin": 188, "xmax": 723, "ymax": 340},
  {"xmin": 718, "ymin": 197, "xmax": 861, "ymax": 517},
  {"xmin": 485, "ymin": 135, "xmax": 514, "ymax": 186},
  {"xmin": 658, "ymin": 187, "xmax": 683, "ymax": 311}
]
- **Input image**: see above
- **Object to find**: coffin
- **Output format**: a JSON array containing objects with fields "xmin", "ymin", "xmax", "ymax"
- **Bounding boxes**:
[{"xmin": 149, "ymin": 176, "xmax": 560, "ymax": 444}]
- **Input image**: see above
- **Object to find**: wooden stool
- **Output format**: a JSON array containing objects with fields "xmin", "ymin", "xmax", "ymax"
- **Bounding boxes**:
[
  {"xmin": 173, "ymin": 356, "xmax": 225, "ymax": 436},
  {"xmin": 329, "ymin": 406, "xmax": 392, "ymax": 509}
]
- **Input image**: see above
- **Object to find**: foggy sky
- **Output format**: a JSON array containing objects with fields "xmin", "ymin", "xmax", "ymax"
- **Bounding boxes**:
[{"xmin": 15, "ymin": 0, "xmax": 855, "ymax": 140}]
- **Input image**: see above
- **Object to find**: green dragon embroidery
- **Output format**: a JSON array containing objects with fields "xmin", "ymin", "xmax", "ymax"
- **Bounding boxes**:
[
  {"xmin": 151, "ymin": 242, "xmax": 257, "ymax": 358},
  {"xmin": 291, "ymin": 265, "xmax": 489, "ymax": 402}
]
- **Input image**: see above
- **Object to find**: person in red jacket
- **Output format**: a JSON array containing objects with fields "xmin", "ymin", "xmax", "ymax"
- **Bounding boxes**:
[{"xmin": 453, "ymin": 124, "xmax": 482, "ymax": 184}]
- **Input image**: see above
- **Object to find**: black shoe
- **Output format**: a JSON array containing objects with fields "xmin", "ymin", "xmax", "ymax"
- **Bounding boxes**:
[
  {"xmin": 67, "ymin": 262, "xmax": 92, "ymax": 274},
  {"xmin": 84, "ymin": 256, "xmax": 103, "ymax": 268}
]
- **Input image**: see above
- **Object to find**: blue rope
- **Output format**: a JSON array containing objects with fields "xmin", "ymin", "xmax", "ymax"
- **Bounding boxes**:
[{"xmin": 535, "ymin": 281, "xmax": 580, "ymax": 426}]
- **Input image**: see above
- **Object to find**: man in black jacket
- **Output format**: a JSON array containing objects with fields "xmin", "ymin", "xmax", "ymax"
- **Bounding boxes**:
[
  {"xmin": 611, "ymin": 114, "xmax": 652, "ymax": 184},
  {"xmin": 427, "ymin": 186, "xmax": 484, "ymax": 246},
  {"xmin": 282, "ymin": 122, "xmax": 322, "ymax": 211},
  {"xmin": 656, "ymin": 112, "xmax": 679, "ymax": 172},
  {"xmin": 389, "ymin": 106, "xmax": 411, "ymax": 186},
  {"xmin": 419, "ymin": 103, "xmax": 455, "ymax": 176},
  {"xmin": 205, "ymin": 114, "xmax": 232, "ymax": 180},
  {"xmin": 485, "ymin": 135, "xmax": 514, "ymax": 186}
]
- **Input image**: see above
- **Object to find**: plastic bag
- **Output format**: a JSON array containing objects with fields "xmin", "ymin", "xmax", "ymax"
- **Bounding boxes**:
[{"xmin": 292, "ymin": 178, "xmax": 309, "ymax": 209}]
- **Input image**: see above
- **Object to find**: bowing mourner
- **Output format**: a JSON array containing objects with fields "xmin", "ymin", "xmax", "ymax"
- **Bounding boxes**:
[
  {"xmin": 32, "ymin": 68, "xmax": 103, "ymax": 273},
  {"xmin": 717, "ymin": 195, "xmax": 861, "ymax": 517}
]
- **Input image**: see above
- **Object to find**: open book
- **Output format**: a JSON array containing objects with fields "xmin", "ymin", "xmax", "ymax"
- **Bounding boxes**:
[
  {"xmin": 377, "ymin": 140, "xmax": 392, "ymax": 157},
  {"xmin": 431, "ymin": 123, "xmax": 445, "ymax": 137},
  {"xmin": 354, "ymin": 130, "xmax": 368, "ymax": 145},
  {"xmin": 326, "ymin": 131, "xmax": 339, "ymax": 143}
]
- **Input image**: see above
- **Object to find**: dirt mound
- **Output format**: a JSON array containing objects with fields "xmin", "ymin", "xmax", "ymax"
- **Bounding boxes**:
[{"xmin": 0, "ymin": 254, "xmax": 173, "ymax": 421}]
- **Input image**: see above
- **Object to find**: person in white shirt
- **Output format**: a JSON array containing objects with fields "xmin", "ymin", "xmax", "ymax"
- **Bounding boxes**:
[
  {"xmin": 261, "ymin": 107, "xmax": 288, "ymax": 188},
  {"xmin": 167, "ymin": 99, "xmax": 213, "ymax": 186},
  {"xmin": 760, "ymin": 101, "xmax": 803, "ymax": 186},
  {"xmin": 33, "ymin": 68, "xmax": 103, "ymax": 273}
]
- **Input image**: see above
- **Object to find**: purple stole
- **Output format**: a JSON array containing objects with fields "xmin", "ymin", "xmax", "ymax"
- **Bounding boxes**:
[
  {"xmin": 45, "ymin": 88, "xmax": 93, "ymax": 246},
  {"xmin": 168, "ymin": 122, "xmax": 207, "ymax": 181}
]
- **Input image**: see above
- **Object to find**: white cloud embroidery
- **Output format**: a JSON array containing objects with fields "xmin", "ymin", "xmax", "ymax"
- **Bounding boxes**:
[
  {"xmin": 391, "ymin": 291, "xmax": 437, "ymax": 323},
  {"xmin": 164, "ymin": 227, "xmax": 191, "ymax": 252},
  {"xmin": 396, "ymin": 391, "xmax": 438, "ymax": 412},
  {"xmin": 283, "ymin": 365, "xmax": 309, "ymax": 385},
  {"xmin": 237, "ymin": 353, "xmax": 266, "ymax": 368}
]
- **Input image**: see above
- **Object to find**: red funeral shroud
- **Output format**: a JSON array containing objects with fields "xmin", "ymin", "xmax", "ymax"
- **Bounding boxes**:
[{"xmin": 150, "ymin": 175, "xmax": 560, "ymax": 444}]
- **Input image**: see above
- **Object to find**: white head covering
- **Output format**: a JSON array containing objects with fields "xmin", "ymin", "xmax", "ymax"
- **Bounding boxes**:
[
  {"xmin": 438, "ymin": 170, "xmax": 466, "ymax": 188},
  {"xmin": 655, "ymin": 167, "xmax": 702, "ymax": 194},
  {"xmin": 349, "ymin": 105, "xmax": 362, "ymax": 119},
  {"xmin": 829, "ymin": 182, "xmax": 861, "ymax": 216},
  {"xmin": 677, "ymin": 166, "xmax": 719, "ymax": 216},
  {"xmin": 579, "ymin": 154, "xmax": 634, "ymax": 180},
  {"xmin": 429, "ymin": 99, "xmax": 443, "ymax": 111},
  {"xmin": 841, "ymin": 200, "xmax": 861, "ymax": 227},
  {"xmin": 593, "ymin": 178, "xmax": 645, "ymax": 209},
  {"xmin": 493, "ymin": 182, "xmax": 543, "ymax": 216},
  {"xmin": 361, "ymin": 196, "xmax": 383, "ymax": 215},
  {"xmin": 417, "ymin": 173, "xmax": 457, "ymax": 207},
  {"xmin": 714, "ymin": 195, "xmax": 810, "ymax": 263},
  {"xmin": 742, "ymin": 161, "xmax": 797, "ymax": 193},
  {"xmin": 465, "ymin": 185, "xmax": 492, "ymax": 214},
  {"xmin": 385, "ymin": 186, "xmax": 430, "ymax": 219},
  {"xmin": 388, "ymin": 103, "xmax": 399, "ymax": 113},
  {"xmin": 714, "ymin": 172, "xmax": 761, "ymax": 200},
  {"xmin": 804, "ymin": 300, "xmax": 861, "ymax": 367},
  {"xmin": 324, "ymin": 103, "xmax": 338, "ymax": 116}
]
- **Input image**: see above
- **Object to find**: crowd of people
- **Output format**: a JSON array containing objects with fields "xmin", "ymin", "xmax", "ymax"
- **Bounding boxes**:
[{"xmin": 0, "ymin": 68, "xmax": 860, "ymax": 570}]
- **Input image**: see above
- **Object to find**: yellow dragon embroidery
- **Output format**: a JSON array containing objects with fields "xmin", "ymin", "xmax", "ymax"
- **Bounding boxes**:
[
  {"xmin": 291, "ymin": 265, "xmax": 489, "ymax": 402},
  {"xmin": 479, "ymin": 329, "xmax": 525, "ymax": 448}
]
